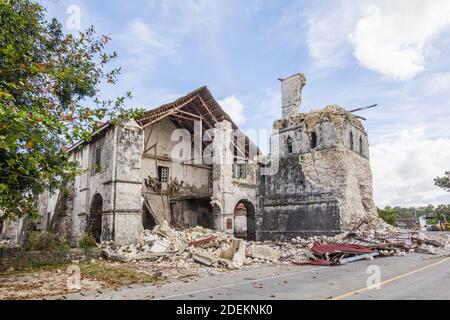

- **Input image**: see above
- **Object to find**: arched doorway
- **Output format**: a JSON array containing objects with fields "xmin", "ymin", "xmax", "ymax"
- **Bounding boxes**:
[
  {"xmin": 87, "ymin": 194, "xmax": 103, "ymax": 243},
  {"xmin": 234, "ymin": 200, "xmax": 256, "ymax": 241},
  {"xmin": 142, "ymin": 201, "xmax": 156, "ymax": 230}
]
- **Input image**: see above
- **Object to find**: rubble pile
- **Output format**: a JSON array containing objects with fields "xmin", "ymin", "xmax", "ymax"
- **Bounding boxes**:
[
  {"xmin": 290, "ymin": 217, "xmax": 450, "ymax": 265},
  {"xmin": 346, "ymin": 217, "xmax": 450, "ymax": 256},
  {"xmin": 101, "ymin": 217, "xmax": 450, "ymax": 276},
  {"xmin": 101, "ymin": 221, "xmax": 310, "ymax": 276}
]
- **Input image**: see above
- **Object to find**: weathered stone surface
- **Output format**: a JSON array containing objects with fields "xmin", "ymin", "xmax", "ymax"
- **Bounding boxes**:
[
  {"xmin": 258, "ymin": 156, "xmax": 341, "ymax": 241},
  {"xmin": 258, "ymin": 75, "xmax": 377, "ymax": 241},
  {"xmin": 149, "ymin": 239, "xmax": 170, "ymax": 253},
  {"xmin": 281, "ymin": 73, "xmax": 306, "ymax": 119},
  {"xmin": 246, "ymin": 245, "xmax": 279, "ymax": 261},
  {"xmin": 299, "ymin": 148, "xmax": 378, "ymax": 229},
  {"xmin": 192, "ymin": 252, "xmax": 217, "ymax": 266},
  {"xmin": 211, "ymin": 120, "xmax": 257, "ymax": 238},
  {"xmin": 219, "ymin": 239, "xmax": 246, "ymax": 269},
  {"xmin": 34, "ymin": 108, "xmax": 258, "ymax": 246}
]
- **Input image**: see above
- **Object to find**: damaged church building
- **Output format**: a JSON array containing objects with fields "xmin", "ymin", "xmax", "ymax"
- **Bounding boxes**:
[
  {"xmin": 257, "ymin": 73, "xmax": 378, "ymax": 241},
  {"xmin": 35, "ymin": 87, "xmax": 260, "ymax": 246},
  {"xmin": 1, "ymin": 72, "xmax": 378, "ymax": 246}
]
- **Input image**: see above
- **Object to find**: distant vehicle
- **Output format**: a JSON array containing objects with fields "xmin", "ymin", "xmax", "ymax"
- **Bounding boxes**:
[{"xmin": 426, "ymin": 225, "xmax": 439, "ymax": 232}]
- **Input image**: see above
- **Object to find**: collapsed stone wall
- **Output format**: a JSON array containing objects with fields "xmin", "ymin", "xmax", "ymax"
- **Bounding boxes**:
[
  {"xmin": 299, "ymin": 148, "xmax": 378, "ymax": 230},
  {"xmin": 257, "ymin": 156, "xmax": 341, "ymax": 241}
]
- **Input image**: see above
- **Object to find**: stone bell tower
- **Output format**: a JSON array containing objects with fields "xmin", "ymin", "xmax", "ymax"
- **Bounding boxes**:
[{"xmin": 257, "ymin": 72, "xmax": 378, "ymax": 241}]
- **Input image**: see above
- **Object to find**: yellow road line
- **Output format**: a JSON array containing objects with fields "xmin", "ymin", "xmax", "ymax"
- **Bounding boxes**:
[{"xmin": 330, "ymin": 256, "xmax": 450, "ymax": 300}]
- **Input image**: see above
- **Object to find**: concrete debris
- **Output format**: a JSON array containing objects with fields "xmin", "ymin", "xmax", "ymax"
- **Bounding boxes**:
[
  {"xmin": 192, "ymin": 252, "xmax": 217, "ymax": 266},
  {"xmin": 101, "ymin": 217, "xmax": 450, "ymax": 277},
  {"xmin": 149, "ymin": 240, "xmax": 170, "ymax": 253},
  {"xmin": 291, "ymin": 216, "xmax": 450, "ymax": 264},
  {"xmin": 220, "ymin": 239, "xmax": 246, "ymax": 269},
  {"xmin": 245, "ymin": 245, "xmax": 280, "ymax": 262}
]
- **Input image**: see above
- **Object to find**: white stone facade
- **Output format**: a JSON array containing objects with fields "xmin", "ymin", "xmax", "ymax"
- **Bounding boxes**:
[{"xmin": 37, "ymin": 89, "xmax": 258, "ymax": 245}]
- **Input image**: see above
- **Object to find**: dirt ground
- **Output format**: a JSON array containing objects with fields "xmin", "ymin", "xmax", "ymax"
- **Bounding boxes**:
[
  {"xmin": 0, "ymin": 268, "xmax": 105, "ymax": 300},
  {"xmin": 0, "ymin": 260, "xmax": 162, "ymax": 300},
  {"xmin": 0, "ymin": 255, "xmax": 268, "ymax": 300}
]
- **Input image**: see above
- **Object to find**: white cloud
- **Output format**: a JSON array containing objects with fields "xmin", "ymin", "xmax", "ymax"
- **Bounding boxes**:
[
  {"xmin": 218, "ymin": 96, "xmax": 246, "ymax": 126},
  {"xmin": 306, "ymin": 0, "xmax": 450, "ymax": 80},
  {"xmin": 371, "ymin": 127, "xmax": 450, "ymax": 207},
  {"xmin": 349, "ymin": 1, "xmax": 450, "ymax": 80}
]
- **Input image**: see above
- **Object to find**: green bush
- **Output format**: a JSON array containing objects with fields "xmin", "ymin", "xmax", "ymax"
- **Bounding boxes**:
[
  {"xmin": 23, "ymin": 231, "xmax": 69, "ymax": 252},
  {"xmin": 77, "ymin": 234, "xmax": 98, "ymax": 249}
]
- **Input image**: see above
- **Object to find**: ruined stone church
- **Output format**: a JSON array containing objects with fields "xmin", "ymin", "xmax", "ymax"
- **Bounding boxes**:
[
  {"xmin": 257, "ymin": 73, "xmax": 378, "ymax": 241},
  {"xmin": 1, "ymin": 72, "xmax": 378, "ymax": 245}
]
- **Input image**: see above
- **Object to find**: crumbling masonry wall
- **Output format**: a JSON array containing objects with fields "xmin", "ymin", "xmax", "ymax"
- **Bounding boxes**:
[
  {"xmin": 299, "ymin": 147, "xmax": 378, "ymax": 229},
  {"xmin": 257, "ymin": 73, "xmax": 378, "ymax": 241},
  {"xmin": 211, "ymin": 121, "xmax": 257, "ymax": 236},
  {"xmin": 258, "ymin": 156, "xmax": 341, "ymax": 241},
  {"xmin": 39, "ymin": 120, "xmax": 144, "ymax": 246}
]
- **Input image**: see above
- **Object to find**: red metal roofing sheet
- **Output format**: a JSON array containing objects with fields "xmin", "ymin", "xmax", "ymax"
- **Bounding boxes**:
[{"xmin": 311, "ymin": 242, "xmax": 375, "ymax": 255}]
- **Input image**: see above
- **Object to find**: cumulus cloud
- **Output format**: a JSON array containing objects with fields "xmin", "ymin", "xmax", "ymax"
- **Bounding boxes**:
[
  {"xmin": 218, "ymin": 96, "xmax": 246, "ymax": 126},
  {"xmin": 371, "ymin": 127, "xmax": 450, "ymax": 207},
  {"xmin": 349, "ymin": 1, "xmax": 450, "ymax": 80},
  {"xmin": 306, "ymin": 0, "xmax": 450, "ymax": 80}
]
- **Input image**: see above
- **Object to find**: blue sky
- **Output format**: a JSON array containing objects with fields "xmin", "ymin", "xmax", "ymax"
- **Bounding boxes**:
[{"xmin": 44, "ymin": 0, "xmax": 450, "ymax": 208}]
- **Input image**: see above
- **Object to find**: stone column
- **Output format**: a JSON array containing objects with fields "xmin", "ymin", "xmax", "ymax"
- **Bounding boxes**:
[
  {"xmin": 211, "ymin": 120, "xmax": 234, "ymax": 233},
  {"xmin": 112, "ymin": 120, "xmax": 144, "ymax": 245}
]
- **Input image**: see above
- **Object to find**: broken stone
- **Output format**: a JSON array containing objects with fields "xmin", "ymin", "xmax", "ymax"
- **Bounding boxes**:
[
  {"xmin": 102, "ymin": 248, "xmax": 130, "ymax": 262},
  {"xmin": 150, "ymin": 240, "xmax": 170, "ymax": 253},
  {"xmin": 219, "ymin": 239, "xmax": 246, "ymax": 269},
  {"xmin": 192, "ymin": 253, "xmax": 217, "ymax": 266},
  {"xmin": 246, "ymin": 245, "xmax": 279, "ymax": 262}
]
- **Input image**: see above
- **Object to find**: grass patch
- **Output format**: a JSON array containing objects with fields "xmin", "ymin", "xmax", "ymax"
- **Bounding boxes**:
[
  {"xmin": 77, "ymin": 235, "xmax": 97, "ymax": 249},
  {"xmin": 22, "ymin": 231, "xmax": 69, "ymax": 252},
  {"xmin": 1, "ymin": 261, "xmax": 163, "ymax": 288},
  {"xmin": 79, "ymin": 262, "xmax": 164, "ymax": 287}
]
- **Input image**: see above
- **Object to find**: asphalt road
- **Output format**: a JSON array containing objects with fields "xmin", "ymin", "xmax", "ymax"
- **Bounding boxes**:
[{"xmin": 48, "ymin": 253, "xmax": 450, "ymax": 300}]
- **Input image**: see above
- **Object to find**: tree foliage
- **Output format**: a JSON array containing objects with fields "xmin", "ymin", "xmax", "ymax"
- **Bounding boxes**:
[
  {"xmin": 435, "ymin": 171, "xmax": 450, "ymax": 192},
  {"xmin": 0, "ymin": 0, "xmax": 142, "ymax": 221},
  {"xmin": 378, "ymin": 204, "xmax": 450, "ymax": 220},
  {"xmin": 377, "ymin": 208, "xmax": 399, "ymax": 226}
]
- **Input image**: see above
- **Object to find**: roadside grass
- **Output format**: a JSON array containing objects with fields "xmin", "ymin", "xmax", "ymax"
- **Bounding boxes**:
[
  {"xmin": 1, "ymin": 260, "xmax": 164, "ymax": 288},
  {"xmin": 79, "ymin": 262, "xmax": 164, "ymax": 287},
  {"xmin": 0, "ymin": 261, "xmax": 69, "ymax": 276}
]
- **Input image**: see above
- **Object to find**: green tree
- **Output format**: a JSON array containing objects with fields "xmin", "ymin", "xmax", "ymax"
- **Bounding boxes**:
[
  {"xmin": 435, "ymin": 171, "xmax": 450, "ymax": 192},
  {"xmin": 377, "ymin": 208, "xmax": 399, "ymax": 226},
  {"xmin": 0, "ymin": 0, "xmax": 141, "ymax": 222}
]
